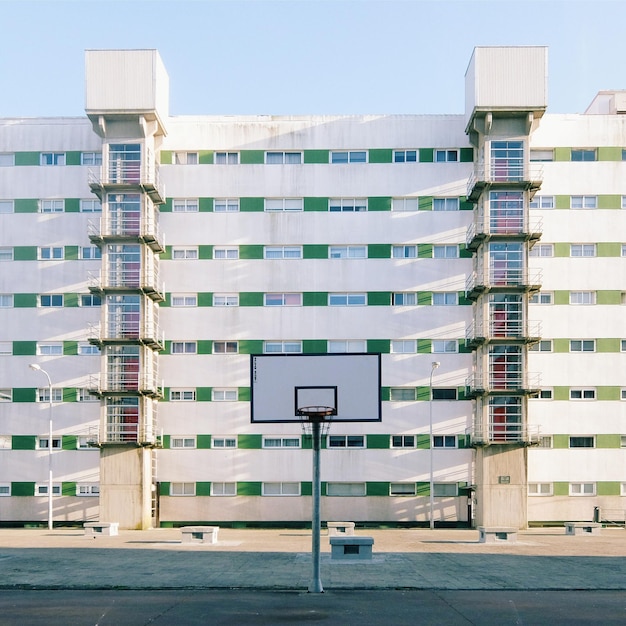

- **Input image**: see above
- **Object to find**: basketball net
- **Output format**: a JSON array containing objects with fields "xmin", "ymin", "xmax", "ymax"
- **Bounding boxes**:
[{"xmin": 297, "ymin": 406, "xmax": 335, "ymax": 437}]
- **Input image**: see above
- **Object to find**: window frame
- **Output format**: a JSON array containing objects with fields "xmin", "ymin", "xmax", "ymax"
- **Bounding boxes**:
[
  {"xmin": 212, "ymin": 437, "xmax": 238, "ymax": 449},
  {"xmin": 171, "ymin": 341, "xmax": 198, "ymax": 355},
  {"xmin": 569, "ymin": 482, "xmax": 596, "ymax": 496},
  {"xmin": 328, "ymin": 293, "xmax": 366, "ymax": 306},
  {"xmin": 213, "ymin": 341, "xmax": 238, "ymax": 354},
  {"xmin": 570, "ymin": 388, "xmax": 596, "ymax": 400},
  {"xmin": 328, "ymin": 435, "xmax": 365, "ymax": 449},
  {"xmin": 213, "ymin": 198, "xmax": 239, "ymax": 213},
  {"xmin": 212, "ymin": 388, "xmax": 238, "ymax": 402},
  {"xmin": 172, "ymin": 198, "xmax": 199, "ymax": 213},
  {"xmin": 262, "ymin": 482, "xmax": 301, "ymax": 496},
  {"xmin": 169, "ymin": 388, "xmax": 196, "ymax": 402},
  {"xmin": 213, "ymin": 246, "xmax": 239, "ymax": 259},
  {"xmin": 330, "ymin": 151, "xmax": 367, "ymax": 164},
  {"xmin": 171, "ymin": 294, "xmax": 198, "ymax": 307}
]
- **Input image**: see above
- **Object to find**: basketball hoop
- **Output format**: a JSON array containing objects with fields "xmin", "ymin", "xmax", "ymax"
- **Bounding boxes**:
[{"xmin": 297, "ymin": 406, "xmax": 336, "ymax": 436}]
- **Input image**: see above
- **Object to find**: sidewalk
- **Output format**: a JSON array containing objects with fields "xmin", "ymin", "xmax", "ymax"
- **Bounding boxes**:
[{"xmin": 1, "ymin": 527, "xmax": 625, "ymax": 591}]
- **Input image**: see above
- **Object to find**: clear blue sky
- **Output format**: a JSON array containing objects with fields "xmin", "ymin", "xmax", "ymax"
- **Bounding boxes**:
[{"xmin": 1, "ymin": 0, "xmax": 625, "ymax": 117}]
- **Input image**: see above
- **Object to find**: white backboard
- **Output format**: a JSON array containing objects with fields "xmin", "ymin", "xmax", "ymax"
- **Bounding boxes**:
[{"xmin": 250, "ymin": 353, "xmax": 382, "ymax": 423}]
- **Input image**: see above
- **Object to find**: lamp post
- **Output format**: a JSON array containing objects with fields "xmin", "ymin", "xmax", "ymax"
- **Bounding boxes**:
[
  {"xmin": 29, "ymin": 364, "xmax": 53, "ymax": 531},
  {"xmin": 429, "ymin": 361, "xmax": 440, "ymax": 530}
]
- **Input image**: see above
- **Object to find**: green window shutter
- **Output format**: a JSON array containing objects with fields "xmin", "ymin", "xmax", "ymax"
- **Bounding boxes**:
[
  {"xmin": 238, "ymin": 434, "xmax": 263, "ymax": 449},
  {"xmin": 238, "ymin": 387, "xmax": 251, "ymax": 402},
  {"xmin": 367, "ymin": 339, "xmax": 390, "ymax": 353},
  {"xmin": 368, "ymin": 149, "xmax": 392, "ymax": 164},
  {"xmin": 597, "ymin": 291, "xmax": 622, "ymax": 305},
  {"xmin": 14, "ymin": 199, "xmax": 39, "ymax": 213},
  {"xmin": 368, "ymin": 244, "xmax": 391, "ymax": 258},
  {"xmin": 552, "ymin": 339, "xmax": 569, "ymax": 353},
  {"xmin": 460, "ymin": 147, "xmax": 474, "ymax": 162},
  {"xmin": 13, "ymin": 341, "xmax": 37, "ymax": 356},
  {"xmin": 160, "ymin": 482, "xmax": 171, "ymax": 495},
  {"xmin": 596, "ymin": 434, "xmax": 621, "ymax": 448},
  {"xmin": 300, "ymin": 482, "xmax": 313, "ymax": 496},
  {"xmin": 161, "ymin": 199, "xmax": 172, "ymax": 212},
  {"xmin": 239, "ymin": 340, "xmax": 264, "ymax": 354},
  {"xmin": 554, "ymin": 195, "xmax": 570, "ymax": 209},
  {"xmin": 553, "ymin": 147, "xmax": 570, "ymax": 161},
  {"xmin": 15, "ymin": 152, "xmax": 40, "ymax": 166},
  {"xmin": 552, "ymin": 387, "xmax": 570, "ymax": 401},
  {"xmin": 240, "ymin": 245, "xmax": 264, "ymax": 260},
  {"xmin": 304, "ymin": 197, "xmax": 328, "ymax": 212},
  {"xmin": 197, "ymin": 340, "xmax": 212, "ymax": 355},
  {"xmin": 302, "ymin": 436, "xmax": 313, "ymax": 450},
  {"xmin": 598, "ymin": 195, "xmax": 621, "ymax": 209},
  {"xmin": 367, "ymin": 482, "xmax": 389, "ymax": 496},
  {"xmin": 65, "ymin": 199, "xmax": 80, "ymax": 213},
  {"xmin": 240, "ymin": 197, "xmax": 265, "ymax": 212},
  {"xmin": 418, "ymin": 196, "xmax": 432, "ymax": 211},
  {"xmin": 553, "ymin": 243, "xmax": 570, "ymax": 257},
  {"xmin": 12, "ymin": 435, "xmax": 36, "ymax": 450},
  {"xmin": 304, "ymin": 150, "xmax": 329, "ymax": 164},
  {"xmin": 552, "ymin": 434, "xmax": 569, "ymax": 449},
  {"xmin": 368, "ymin": 197, "xmax": 391, "ymax": 212},
  {"xmin": 367, "ymin": 292, "xmax": 390, "ymax": 306},
  {"xmin": 303, "ymin": 244, "xmax": 329, "ymax": 259},
  {"xmin": 416, "ymin": 434, "xmax": 430, "ymax": 449},
  {"xmin": 197, "ymin": 293, "xmax": 213, "ymax": 307},
  {"xmin": 303, "ymin": 292, "xmax": 328, "ymax": 307},
  {"xmin": 162, "ymin": 435, "xmax": 170, "ymax": 449},
  {"xmin": 14, "ymin": 294, "xmax": 38, "ymax": 307},
  {"xmin": 597, "ymin": 481, "xmax": 621, "ymax": 496},
  {"xmin": 553, "ymin": 482, "xmax": 569, "ymax": 496},
  {"xmin": 240, "ymin": 151, "xmax": 265, "ymax": 165},
  {"xmin": 196, "ymin": 387, "xmax": 212, "ymax": 402},
  {"xmin": 198, "ymin": 151, "xmax": 213, "ymax": 164},
  {"xmin": 416, "ymin": 387, "xmax": 430, "ymax": 401},
  {"xmin": 240, "ymin": 292, "xmax": 264, "ymax": 307},
  {"xmin": 196, "ymin": 482, "xmax": 211, "ymax": 496},
  {"xmin": 66, "ymin": 152, "xmax": 82, "ymax": 166},
  {"xmin": 62, "ymin": 388, "xmax": 77, "ymax": 402},
  {"xmin": 367, "ymin": 435, "xmax": 389, "ymax": 449},
  {"xmin": 417, "ymin": 339, "xmax": 431, "ymax": 354},
  {"xmin": 597, "ymin": 338, "xmax": 620, "ymax": 353},
  {"xmin": 237, "ymin": 482, "xmax": 262, "ymax": 496},
  {"xmin": 196, "ymin": 435, "xmax": 211, "ymax": 449},
  {"xmin": 160, "ymin": 151, "xmax": 172, "ymax": 164},
  {"xmin": 416, "ymin": 481, "xmax": 430, "ymax": 496},
  {"xmin": 380, "ymin": 387, "xmax": 390, "ymax": 401},
  {"xmin": 13, "ymin": 388, "xmax": 37, "ymax": 403},
  {"xmin": 418, "ymin": 244, "xmax": 433, "ymax": 258},
  {"xmin": 65, "ymin": 246, "xmax": 79, "ymax": 260},
  {"xmin": 553, "ymin": 291, "xmax": 570, "ymax": 305},
  {"xmin": 597, "ymin": 147, "xmax": 622, "ymax": 161},
  {"xmin": 419, "ymin": 148, "xmax": 434, "ymax": 163},
  {"xmin": 14, "ymin": 246, "xmax": 38, "ymax": 261},
  {"xmin": 12, "ymin": 482, "xmax": 36, "ymax": 496},
  {"xmin": 62, "ymin": 482, "xmax": 76, "ymax": 496},
  {"xmin": 597, "ymin": 242, "xmax": 621, "ymax": 257},
  {"xmin": 199, "ymin": 198, "xmax": 213, "ymax": 212},
  {"xmin": 418, "ymin": 292, "xmax": 432, "ymax": 306},
  {"xmin": 597, "ymin": 387, "xmax": 620, "ymax": 401},
  {"xmin": 303, "ymin": 339, "xmax": 327, "ymax": 353},
  {"xmin": 64, "ymin": 293, "xmax": 80, "ymax": 308},
  {"xmin": 198, "ymin": 245, "xmax": 213, "ymax": 259}
]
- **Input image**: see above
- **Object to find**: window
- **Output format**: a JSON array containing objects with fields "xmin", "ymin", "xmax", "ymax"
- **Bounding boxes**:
[
  {"xmin": 328, "ymin": 435, "xmax": 365, "ymax": 448},
  {"xmin": 529, "ymin": 195, "xmax": 554, "ymax": 210},
  {"xmin": 173, "ymin": 152, "xmax": 198, "ymax": 165},
  {"xmin": 537, "ymin": 389, "xmax": 553, "ymax": 400},
  {"xmin": 212, "ymin": 437, "xmax": 237, "ymax": 449},
  {"xmin": 38, "ymin": 437, "xmax": 62, "ymax": 450},
  {"xmin": 214, "ymin": 198, "xmax": 239, "ymax": 212},
  {"xmin": 80, "ymin": 246, "xmax": 101, "ymax": 260},
  {"xmin": 329, "ymin": 198, "xmax": 367, "ymax": 212},
  {"xmin": 570, "ymin": 388, "xmax": 595, "ymax": 400},
  {"xmin": 0, "ymin": 200, "xmax": 14, "ymax": 214},
  {"xmin": 432, "ymin": 388, "xmax": 457, "ymax": 400},
  {"xmin": 529, "ymin": 292, "xmax": 553, "ymax": 305},
  {"xmin": 214, "ymin": 246, "xmax": 239, "ymax": 259},
  {"xmin": 392, "ymin": 292, "xmax": 417, "ymax": 306},
  {"xmin": 433, "ymin": 245, "xmax": 459, "ymax": 259},
  {"xmin": 80, "ymin": 199, "xmax": 102, "ymax": 212},
  {"xmin": 41, "ymin": 152, "xmax": 65, "ymax": 166},
  {"xmin": 622, "ymin": 389, "xmax": 626, "ymax": 401},
  {"xmin": 36, "ymin": 484, "xmax": 61, "ymax": 496},
  {"xmin": 213, "ymin": 294, "xmax": 238, "ymax": 306},
  {"xmin": 393, "ymin": 150, "xmax": 417, "ymax": 163},
  {"xmin": 570, "ymin": 291, "xmax": 595, "ymax": 305},
  {"xmin": 329, "ymin": 246, "xmax": 366, "ymax": 259},
  {"xmin": 491, "ymin": 141, "xmax": 523, "ymax": 180},
  {"xmin": 328, "ymin": 293, "xmax": 366, "ymax": 306},
  {"xmin": 433, "ymin": 483, "xmax": 458, "ymax": 497},
  {"xmin": 265, "ymin": 198, "xmax": 303, "ymax": 212},
  {"xmin": 569, "ymin": 436, "xmax": 595, "ymax": 448},
  {"xmin": 537, "ymin": 436, "xmax": 553, "ymax": 448},
  {"xmin": 392, "ymin": 245, "xmax": 417, "ymax": 259},
  {"xmin": 391, "ymin": 435, "xmax": 415, "ymax": 448},
  {"xmin": 76, "ymin": 435, "xmax": 95, "ymax": 448},
  {"xmin": 264, "ymin": 246, "xmax": 302, "ymax": 259},
  {"xmin": 81, "ymin": 152, "xmax": 102, "ymax": 166},
  {"xmin": 528, "ymin": 483, "xmax": 552, "ymax": 496},
  {"xmin": 392, "ymin": 198, "xmax": 418, "ymax": 212},
  {"xmin": 432, "ymin": 292, "xmax": 458, "ymax": 306},
  {"xmin": 80, "ymin": 294, "xmax": 101, "ymax": 307},
  {"xmin": 171, "ymin": 437, "xmax": 196, "ymax": 449},
  {"xmin": 77, "ymin": 389, "xmax": 98, "ymax": 402},
  {"xmin": 212, "ymin": 482, "xmax": 237, "ymax": 496},
  {"xmin": 0, "ymin": 342, "xmax": 11, "ymax": 356},
  {"xmin": 264, "ymin": 293, "xmax": 302, "ymax": 306},
  {"xmin": 0, "ymin": 153, "xmax": 15, "ymax": 166},
  {"xmin": 530, "ymin": 149, "xmax": 554, "ymax": 162},
  {"xmin": 212, "ymin": 388, "xmax": 238, "ymax": 401},
  {"xmin": 571, "ymin": 196, "xmax": 597, "ymax": 209},
  {"xmin": 0, "ymin": 485, "xmax": 10, "ymax": 497},
  {"xmin": 390, "ymin": 388, "xmax": 415, "ymax": 402},
  {"xmin": 433, "ymin": 198, "xmax": 459, "ymax": 211},
  {"xmin": 570, "ymin": 340, "xmax": 595, "ymax": 352},
  {"xmin": 170, "ymin": 389, "xmax": 196, "ymax": 402},
  {"xmin": 40, "ymin": 200, "xmax": 64, "ymax": 213},
  {"xmin": 570, "ymin": 244, "xmax": 596, "ymax": 257},
  {"xmin": 435, "ymin": 149, "xmax": 458, "ymax": 162},
  {"xmin": 327, "ymin": 340, "xmax": 365, "ymax": 353},
  {"xmin": 330, "ymin": 151, "xmax": 367, "ymax": 164},
  {"xmin": 327, "ymin": 482, "xmax": 366, "ymax": 497},
  {"xmin": 433, "ymin": 435, "xmax": 456, "ymax": 448},
  {"xmin": 621, "ymin": 436, "xmax": 626, "ymax": 447},
  {"xmin": 0, "ymin": 294, "xmax": 13, "ymax": 308},
  {"xmin": 171, "ymin": 341, "xmax": 197, "ymax": 354},
  {"xmin": 171, "ymin": 294, "xmax": 198, "ymax": 307},
  {"xmin": 390, "ymin": 483, "xmax": 417, "ymax": 496},
  {"xmin": 529, "ymin": 244, "xmax": 554, "ymax": 257},
  {"xmin": 263, "ymin": 437, "xmax": 300, "ymax": 448},
  {"xmin": 262, "ymin": 482, "xmax": 300, "ymax": 496},
  {"xmin": 172, "ymin": 247, "xmax": 199, "ymax": 260},
  {"xmin": 529, "ymin": 340, "xmax": 553, "ymax": 352},
  {"xmin": 0, "ymin": 247, "xmax": 13, "ymax": 261},
  {"xmin": 170, "ymin": 482, "xmax": 195, "ymax": 496},
  {"xmin": 78, "ymin": 343, "xmax": 100, "ymax": 355},
  {"xmin": 173, "ymin": 198, "xmax": 199, "ymax": 212},
  {"xmin": 0, "ymin": 389, "xmax": 11, "ymax": 402},
  {"xmin": 265, "ymin": 151, "xmax": 302, "ymax": 164},
  {"xmin": 213, "ymin": 341, "xmax": 238, "ymax": 354},
  {"xmin": 37, "ymin": 343, "xmax": 63, "ymax": 356},
  {"xmin": 623, "ymin": 196, "xmax": 626, "ymax": 209},
  {"xmin": 570, "ymin": 483, "xmax": 595, "ymax": 496},
  {"xmin": 622, "ymin": 245, "xmax": 626, "ymax": 257},
  {"xmin": 39, "ymin": 247, "xmax": 63, "ymax": 260},
  {"xmin": 571, "ymin": 149, "xmax": 596, "ymax": 161},
  {"xmin": 432, "ymin": 340, "xmax": 457, "ymax": 354},
  {"xmin": 40, "ymin": 294, "xmax": 63, "ymax": 307},
  {"xmin": 391, "ymin": 340, "xmax": 416, "ymax": 354},
  {"xmin": 215, "ymin": 152, "xmax": 239, "ymax": 164},
  {"xmin": 264, "ymin": 341, "xmax": 302, "ymax": 353},
  {"xmin": 77, "ymin": 484, "xmax": 100, "ymax": 496}
]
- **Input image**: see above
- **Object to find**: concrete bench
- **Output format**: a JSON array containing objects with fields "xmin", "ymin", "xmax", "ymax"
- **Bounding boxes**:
[
  {"xmin": 84, "ymin": 522, "xmax": 119, "ymax": 537},
  {"xmin": 565, "ymin": 522, "xmax": 601, "ymax": 536},
  {"xmin": 327, "ymin": 521, "xmax": 355, "ymax": 536},
  {"xmin": 180, "ymin": 526, "xmax": 219, "ymax": 544},
  {"xmin": 330, "ymin": 535, "xmax": 374, "ymax": 560},
  {"xmin": 478, "ymin": 527, "xmax": 518, "ymax": 543}
]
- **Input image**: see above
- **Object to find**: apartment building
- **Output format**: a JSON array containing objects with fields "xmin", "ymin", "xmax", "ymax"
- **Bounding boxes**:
[{"xmin": 0, "ymin": 47, "xmax": 624, "ymax": 529}]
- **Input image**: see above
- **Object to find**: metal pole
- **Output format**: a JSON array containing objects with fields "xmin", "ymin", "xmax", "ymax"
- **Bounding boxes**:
[
  {"xmin": 429, "ymin": 361, "xmax": 440, "ymax": 531},
  {"xmin": 309, "ymin": 419, "xmax": 323, "ymax": 593}
]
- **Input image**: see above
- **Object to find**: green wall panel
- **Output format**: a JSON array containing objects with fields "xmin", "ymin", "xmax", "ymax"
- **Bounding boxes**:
[
  {"xmin": 11, "ymin": 482, "xmax": 35, "ymax": 496},
  {"xmin": 14, "ymin": 294, "xmax": 38, "ymax": 307},
  {"xmin": 418, "ymin": 244, "xmax": 433, "ymax": 258},
  {"xmin": 416, "ymin": 434, "xmax": 430, "ymax": 449},
  {"xmin": 197, "ymin": 340, "xmax": 212, "ymax": 355},
  {"xmin": 598, "ymin": 195, "xmax": 622, "ymax": 209},
  {"xmin": 240, "ymin": 292, "xmax": 264, "ymax": 307},
  {"xmin": 237, "ymin": 481, "xmax": 262, "ymax": 496},
  {"xmin": 65, "ymin": 246, "xmax": 79, "ymax": 260},
  {"xmin": 459, "ymin": 246, "xmax": 473, "ymax": 259},
  {"xmin": 555, "ymin": 196, "xmax": 570, "ymax": 209},
  {"xmin": 596, "ymin": 434, "xmax": 621, "ymax": 448},
  {"xmin": 416, "ymin": 482, "xmax": 430, "ymax": 496},
  {"xmin": 367, "ymin": 339, "xmax": 390, "ymax": 353},
  {"xmin": 12, "ymin": 388, "xmax": 36, "ymax": 403},
  {"xmin": 419, "ymin": 148, "xmax": 434, "ymax": 163},
  {"xmin": 198, "ymin": 245, "xmax": 213, "ymax": 259},
  {"xmin": 303, "ymin": 292, "xmax": 328, "ymax": 307},
  {"xmin": 62, "ymin": 388, "xmax": 77, "ymax": 402},
  {"xmin": 598, "ymin": 147, "xmax": 622, "ymax": 161},
  {"xmin": 302, "ymin": 339, "xmax": 327, "ymax": 353},
  {"xmin": 197, "ymin": 435, "xmax": 212, "ymax": 449},
  {"xmin": 304, "ymin": 150, "xmax": 329, "ymax": 164},
  {"xmin": 238, "ymin": 434, "xmax": 263, "ymax": 449},
  {"xmin": 417, "ymin": 339, "xmax": 431, "ymax": 354},
  {"xmin": 418, "ymin": 196, "xmax": 432, "ymax": 211},
  {"xmin": 460, "ymin": 147, "xmax": 474, "ymax": 162},
  {"xmin": 64, "ymin": 293, "xmax": 80, "ymax": 308},
  {"xmin": 597, "ymin": 387, "xmax": 620, "ymax": 401},
  {"xmin": 418, "ymin": 292, "xmax": 432, "ymax": 306},
  {"xmin": 199, "ymin": 198, "xmax": 213, "ymax": 212},
  {"xmin": 65, "ymin": 198, "xmax": 80, "ymax": 213},
  {"xmin": 15, "ymin": 152, "xmax": 40, "ymax": 166},
  {"xmin": 552, "ymin": 339, "xmax": 569, "ymax": 353},
  {"xmin": 597, "ymin": 291, "xmax": 622, "ymax": 305},
  {"xmin": 196, "ymin": 482, "xmax": 211, "ymax": 496},
  {"xmin": 12, "ymin": 435, "xmax": 36, "ymax": 450},
  {"xmin": 367, "ymin": 482, "xmax": 390, "ymax": 496},
  {"xmin": 304, "ymin": 197, "xmax": 328, "ymax": 212},
  {"xmin": 368, "ymin": 244, "xmax": 391, "ymax": 258},
  {"xmin": 66, "ymin": 152, "xmax": 82, "ymax": 165},
  {"xmin": 14, "ymin": 246, "xmax": 38, "ymax": 261},
  {"xmin": 416, "ymin": 387, "xmax": 430, "ymax": 401},
  {"xmin": 13, "ymin": 341, "xmax": 36, "ymax": 356},
  {"xmin": 553, "ymin": 147, "xmax": 570, "ymax": 161},
  {"xmin": 238, "ymin": 387, "xmax": 251, "ymax": 402},
  {"xmin": 14, "ymin": 199, "xmax": 38, "ymax": 213},
  {"xmin": 368, "ymin": 149, "xmax": 392, "ymax": 164},
  {"xmin": 367, "ymin": 435, "xmax": 389, "ymax": 449},
  {"xmin": 460, "ymin": 198, "xmax": 474, "ymax": 211},
  {"xmin": 195, "ymin": 387, "xmax": 212, "ymax": 402},
  {"xmin": 240, "ymin": 151, "xmax": 265, "ymax": 165},
  {"xmin": 240, "ymin": 245, "xmax": 264, "ymax": 260},
  {"xmin": 162, "ymin": 435, "xmax": 170, "ymax": 449},
  {"xmin": 160, "ymin": 199, "xmax": 172, "ymax": 212},
  {"xmin": 368, "ymin": 196, "xmax": 392, "ymax": 212},
  {"xmin": 198, "ymin": 151, "xmax": 213, "ymax": 164},
  {"xmin": 552, "ymin": 434, "xmax": 569, "ymax": 449},
  {"xmin": 303, "ymin": 244, "xmax": 328, "ymax": 259},
  {"xmin": 597, "ymin": 338, "xmax": 620, "ymax": 353},
  {"xmin": 62, "ymin": 482, "xmax": 76, "ymax": 496},
  {"xmin": 380, "ymin": 387, "xmax": 390, "ymax": 402},
  {"xmin": 367, "ymin": 292, "xmax": 390, "ymax": 306},
  {"xmin": 553, "ymin": 482, "xmax": 569, "ymax": 496},
  {"xmin": 197, "ymin": 293, "xmax": 213, "ymax": 307},
  {"xmin": 240, "ymin": 197, "xmax": 264, "ymax": 212},
  {"xmin": 300, "ymin": 482, "xmax": 313, "ymax": 496},
  {"xmin": 597, "ymin": 242, "xmax": 621, "ymax": 257},
  {"xmin": 240, "ymin": 340, "xmax": 264, "ymax": 354},
  {"xmin": 160, "ymin": 151, "xmax": 172, "ymax": 164},
  {"xmin": 552, "ymin": 387, "xmax": 570, "ymax": 402},
  {"xmin": 553, "ymin": 291, "xmax": 570, "ymax": 305},
  {"xmin": 597, "ymin": 481, "xmax": 621, "ymax": 496},
  {"xmin": 553, "ymin": 243, "xmax": 570, "ymax": 257}
]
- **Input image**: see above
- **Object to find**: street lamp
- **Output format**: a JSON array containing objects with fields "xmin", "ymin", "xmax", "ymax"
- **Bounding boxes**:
[
  {"xmin": 429, "ymin": 361, "xmax": 440, "ymax": 530},
  {"xmin": 29, "ymin": 364, "xmax": 53, "ymax": 531}
]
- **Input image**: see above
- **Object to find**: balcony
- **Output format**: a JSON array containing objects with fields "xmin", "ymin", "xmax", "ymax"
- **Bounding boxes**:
[
  {"xmin": 87, "ymin": 322, "xmax": 165, "ymax": 351},
  {"xmin": 87, "ymin": 217, "xmax": 165, "ymax": 253},
  {"xmin": 465, "ymin": 269, "xmax": 542, "ymax": 300},
  {"xmin": 466, "ymin": 423, "xmax": 541, "ymax": 446},
  {"xmin": 87, "ymin": 269, "xmax": 165, "ymax": 302},
  {"xmin": 466, "ymin": 164, "xmax": 543, "ymax": 202},
  {"xmin": 466, "ymin": 216, "xmax": 542, "ymax": 251},
  {"xmin": 465, "ymin": 372, "xmax": 541, "ymax": 397},
  {"xmin": 88, "ymin": 372, "xmax": 163, "ymax": 398},
  {"xmin": 465, "ymin": 320, "xmax": 542, "ymax": 348}
]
